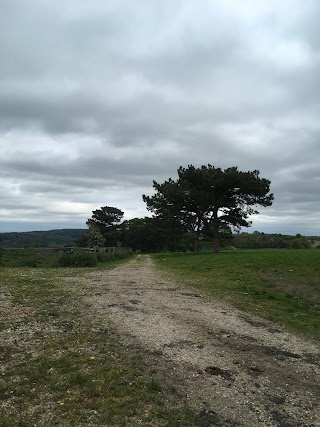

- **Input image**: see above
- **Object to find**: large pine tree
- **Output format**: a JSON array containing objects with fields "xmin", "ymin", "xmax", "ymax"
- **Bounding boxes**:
[{"xmin": 143, "ymin": 165, "xmax": 273, "ymax": 252}]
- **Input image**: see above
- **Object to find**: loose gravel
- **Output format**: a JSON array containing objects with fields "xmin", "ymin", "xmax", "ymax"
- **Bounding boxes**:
[{"xmin": 68, "ymin": 255, "xmax": 320, "ymax": 427}]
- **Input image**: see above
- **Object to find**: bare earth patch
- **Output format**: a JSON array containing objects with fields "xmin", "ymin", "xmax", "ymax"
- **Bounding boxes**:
[{"xmin": 66, "ymin": 255, "xmax": 320, "ymax": 427}]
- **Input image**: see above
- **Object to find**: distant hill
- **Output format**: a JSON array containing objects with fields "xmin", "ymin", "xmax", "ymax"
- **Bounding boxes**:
[{"xmin": 0, "ymin": 229, "xmax": 86, "ymax": 248}]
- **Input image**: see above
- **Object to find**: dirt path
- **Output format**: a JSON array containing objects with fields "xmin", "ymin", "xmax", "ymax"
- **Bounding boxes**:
[{"xmin": 72, "ymin": 255, "xmax": 320, "ymax": 426}]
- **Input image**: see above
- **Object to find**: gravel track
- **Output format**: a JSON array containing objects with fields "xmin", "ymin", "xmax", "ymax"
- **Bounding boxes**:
[{"xmin": 72, "ymin": 255, "xmax": 320, "ymax": 426}]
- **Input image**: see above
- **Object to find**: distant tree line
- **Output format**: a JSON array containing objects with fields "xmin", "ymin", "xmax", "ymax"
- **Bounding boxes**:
[
  {"xmin": 1, "ymin": 165, "xmax": 316, "ymax": 252},
  {"xmin": 232, "ymin": 231, "xmax": 313, "ymax": 249},
  {"xmin": 79, "ymin": 211, "xmax": 315, "ymax": 252},
  {"xmin": 0, "ymin": 226, "xmax": 315, "ymax": 253},
  {"xmin": 0, "ymin": 229, "xmax": 86, "ymax": 248}
]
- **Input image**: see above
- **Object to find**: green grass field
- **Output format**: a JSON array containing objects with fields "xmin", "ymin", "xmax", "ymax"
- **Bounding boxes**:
[
  {"xmin": 0, "ymin": 247, "xmax": 59, "ymax": 267},
  {"xmin": 0, "ymin": 262, "xmax": 194, "ymax": 427},
  {"xmin": 153, "ymin": 249, "xmax": 320, "ymax": 341}
]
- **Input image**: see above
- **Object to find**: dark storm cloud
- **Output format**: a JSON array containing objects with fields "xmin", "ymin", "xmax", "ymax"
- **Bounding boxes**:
[{"xmin": 0, "ymin": 0, "xmax": 319, "ymax": 233}]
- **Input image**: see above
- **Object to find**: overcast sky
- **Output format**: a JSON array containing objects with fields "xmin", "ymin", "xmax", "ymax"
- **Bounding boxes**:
[{"xmin": 1, "ymin": 0, "xmax": 319, "ymax": 235}]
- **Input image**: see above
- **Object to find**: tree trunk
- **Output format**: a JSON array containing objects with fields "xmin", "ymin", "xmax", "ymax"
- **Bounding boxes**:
[
  {"xmin": 194, "ymin": 238, "xmax": 200, "ymax": 253},
  {"xmin": 194, "ymin": 227, "xmax": 201, "ymax": 253},
  {"xmin": 211, "ymin": 218, "xmax": 220, "ymax": 252},
  {"xmin": 212, "ymin": 237, "xmax": 220, "ymax": 253}
]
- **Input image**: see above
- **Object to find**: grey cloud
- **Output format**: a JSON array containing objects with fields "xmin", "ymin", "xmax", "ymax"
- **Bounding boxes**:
[{"xmin": 0, "ymin": 1, "xmax": 319, "ymax": 233}]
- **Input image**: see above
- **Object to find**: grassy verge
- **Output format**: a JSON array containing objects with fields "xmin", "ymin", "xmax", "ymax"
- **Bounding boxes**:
[
  {"xmin": 152, "ymin": 249, "xmax": 320, "ymax": 341},
  {"xmin": 0, "ymin": 264, "xmax": 194, "ymax": 426},
  {"xmin": 0, "ymin": 247, "xmax": 59, "ymax": 267},
  {"xmin": 0, "ymin": 248, "xmax": 132, "ymax": 268}
]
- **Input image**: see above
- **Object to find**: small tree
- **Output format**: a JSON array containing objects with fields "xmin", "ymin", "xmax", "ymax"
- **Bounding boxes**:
[
  {"xmin": 143, "ymin": 164, "xmax": 273, "ymax": 252},
  {"xmin": 288, "ymin": 236, "xmax": 311, "ymax": 249},
  {"xmin": 86, "ymin": 224, "xmax": 106, "ymax": 254},
  {"xmin": 86, "ymin": 206, "xmax": 124, "ymax": 246}
]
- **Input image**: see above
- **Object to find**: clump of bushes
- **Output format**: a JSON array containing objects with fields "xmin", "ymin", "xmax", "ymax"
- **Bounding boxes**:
[
  {"xmin": 287, "ymin": 236, "xmax": 311, "ymax": 249},
  {"xmin": 58, "ymin": 250, "xmax": 132, "ymax": 267},
  {"xmin": 58, "ymin": 253, "xmax": 97, "ymax": 267},
  {"xmin": 0, "ymin": 248, "xmax": 132, "ymax": 268},
  {"xmin": 96, "ymin": 251, "xmax": 132, "ymax": 263},
  {"xmin": 96, "ymin": 251, "xmax": 113, "ymax": 263}
]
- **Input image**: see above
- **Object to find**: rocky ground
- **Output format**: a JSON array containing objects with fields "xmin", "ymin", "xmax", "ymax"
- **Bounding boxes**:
[{"xmin": 66, "ymin": 255, "xmax": 320, "ymax": 427}]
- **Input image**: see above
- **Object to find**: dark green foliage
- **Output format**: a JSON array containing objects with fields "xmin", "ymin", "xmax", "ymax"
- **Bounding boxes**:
[
  {"xmin": 84, "ymin": 224, "xmax": 106, "ymax": 250},
  {"xmin": 287, "ymin": 235, "xmax": 311, "ymax": 249},
  {"xmin": 96, "ymin": 251, "xmax": 113, "ymax": 262},
  {"xmin": 58, "ymin": 253, "xmax": 97, "ymax": 267},
  {"xmin": 86, "ymin": 206, "xmax": 124, "ymax": 246},
  {"xmin": 96, "ymin": 250, "xmax": 131, "ymax": 262},
  {"xmin": 234, "ymin": 231, "xmax": 285, "ymax": 248},
  {"xmin": 58, "ymin": 250, "xmax": 132, "ymax": 267},
  {"xmin": 233, "ymin": 231, "xmax": 313, "ymax": 249},
  {"xmin": 87, "ymin": 206, "xmax": 124, "ymax": 231},
  {"xmin": 143, "ymin": 165, "xmax": 273, "ymax": 252},
  {"xmin": 120, "ymin": 217, "xmax": 187, "ymax": 253},
  {"xmin": 120, "ymin": 218, "xmax": 149, "ymax": 251}
]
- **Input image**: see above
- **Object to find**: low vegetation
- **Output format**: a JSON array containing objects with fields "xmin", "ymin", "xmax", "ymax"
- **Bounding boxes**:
[
  {"xmin": 0, "ymin": 248, "xmax": 132, "ymax": 268},
  {"xmin": 233, "ymin": 231, "xmax": 314, "ymax": 249},
  {"xmin": 153, "ymin": 249, "xmax": 320, "ymax": 340},
  {"xmin": 0, "ymin": 263, "xmax": 194, "ymax": 426}
]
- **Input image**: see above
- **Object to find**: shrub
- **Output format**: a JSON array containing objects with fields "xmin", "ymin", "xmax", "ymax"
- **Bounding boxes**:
[
  {"xmin": 96, "ymin": 250, "xmax": 132, "ymax": 263},
  {"xmin": 58, "ymin": 253, "xmax": 97, "ymax": 267},
  {"xmin": 96, "ymin": 251, "xmax": 113, "ymax": 262},
  {"xmin": 287, "ymin": 236, "xmax": 311, "ymax": 249},
  {"xmin": 114, "ymin": 251, "xmax": 132, "ymax": 260}
]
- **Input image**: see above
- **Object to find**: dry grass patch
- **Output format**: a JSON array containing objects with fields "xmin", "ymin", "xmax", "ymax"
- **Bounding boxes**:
[{"xmin": 0, "ymin": 266, "xmax": 194, "ymax": 427}]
